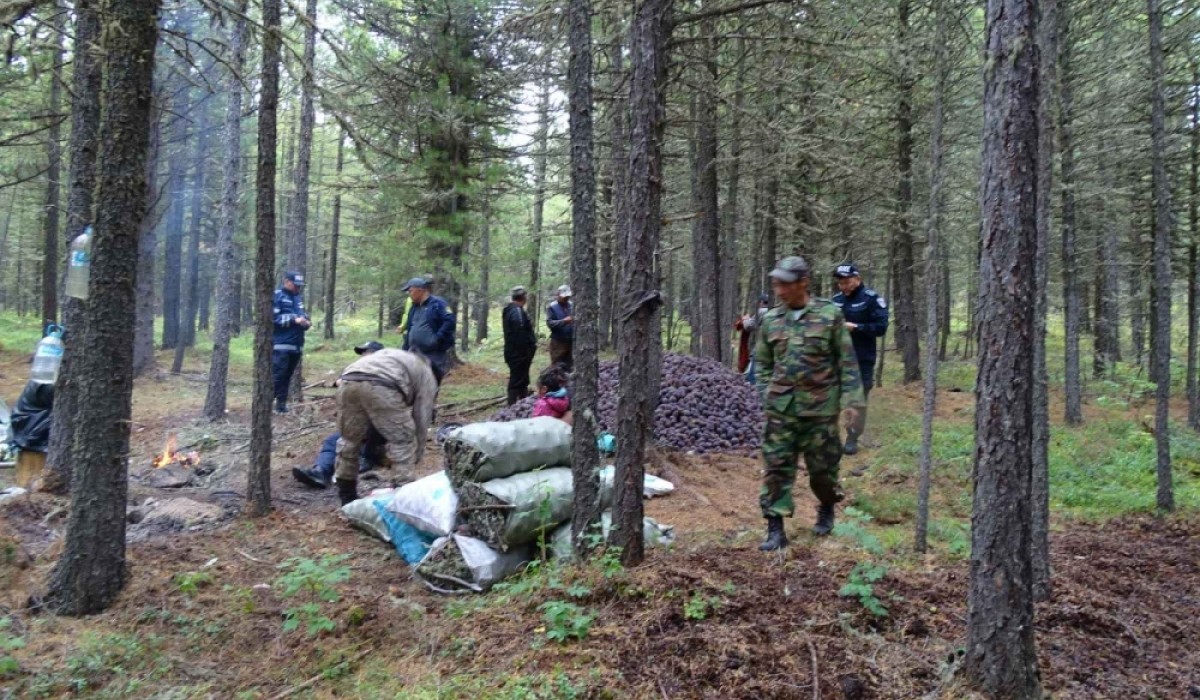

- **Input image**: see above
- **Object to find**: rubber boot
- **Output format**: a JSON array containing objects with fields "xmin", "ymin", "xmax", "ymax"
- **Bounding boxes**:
[
  {"xmin": 759, "ymin": 516, "xmax": 788, "ymax": 551},
  {"xmin": 813, "ymin": 504, "xmax": 836, "ymax": 536},
  {"xmin": 843, "ymin": 431, "xmax": 859, "ymax": 456},
  {"xmin": 292, "ymin": 467, "xmax": 331, "ymax": 489},
  {"xmin": 337, "ymin": 478, "xmax": 359, "ymax": 506}
]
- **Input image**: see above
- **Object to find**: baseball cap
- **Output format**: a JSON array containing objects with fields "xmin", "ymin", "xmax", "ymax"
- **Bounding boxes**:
[
  {"xmin": 285, "ymin": 271, "xmax": 305, "ymax": 287},
  {"xmin": 354, "ymin": 340, "xmax": 384, "ymax": 355},
  {"xmin": 557, "ymin": 284, "xmax": 573, "ymax": 297},
  {"xmin": 401, "ymin": 277, "xmax": 430, "ymax": 292},
  {"xmin": 833, "ymin": 263, "xmax": 860, "ymax": 278},
  {"xmin": 768, "ymin": 256, "xmax": 810, "ymax": 283},
  {"xmin": 511, "ymin": 285, "xmax": 528, "ymax": 298}
]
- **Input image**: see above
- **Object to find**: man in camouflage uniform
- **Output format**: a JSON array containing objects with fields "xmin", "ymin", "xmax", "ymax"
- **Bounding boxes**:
[{"xmin": 755, "ymin": 256, "xmax": 866, "ymax": 550}]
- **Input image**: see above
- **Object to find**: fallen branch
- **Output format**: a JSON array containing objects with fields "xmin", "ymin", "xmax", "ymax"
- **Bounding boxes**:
[
  {"xmin": 237, "ymin": 549, "xmax": 267, "ymax": 564},
  {"xmin": 268, "ymin": 647, "xmax": 373, "ymax": 700},
  {"xmin": 806, "ymin": 639, "xmax": 819, "ymax": 700}
]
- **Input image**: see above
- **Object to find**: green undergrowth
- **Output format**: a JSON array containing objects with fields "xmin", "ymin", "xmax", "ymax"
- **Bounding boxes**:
[{"xmin": 343, "ymin": 663, "xmax": 599, "ymax": 700}]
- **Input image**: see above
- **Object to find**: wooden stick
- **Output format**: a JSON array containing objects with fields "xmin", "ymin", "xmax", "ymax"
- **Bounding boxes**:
[
  {"xmin": 268, "ymin": 648, "xmax": 372, "ymax": 700},
  {"xmin": 806, "ymin": 639, "xmax": 819, "ymax": 700}
]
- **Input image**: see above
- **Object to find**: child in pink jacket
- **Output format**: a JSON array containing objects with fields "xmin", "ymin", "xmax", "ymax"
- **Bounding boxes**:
[{"xmin": 532, "ymin": 365, "xmax": 572, "ymax": 425}]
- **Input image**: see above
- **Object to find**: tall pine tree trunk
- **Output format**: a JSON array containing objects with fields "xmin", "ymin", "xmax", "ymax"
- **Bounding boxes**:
[
  {"xmin": 530, "ymin": 74, "xmax": 550, "ymax": 330},
  {"xmin": 723, "ymin": 36, "xmax": 745, "ymax": 332},
  {"xmin": 43, "ymin": 0, "xmax": 101, "ymax": 494},
  {"xmin": 474, "ymin": 189, "xmax": 491, "ymax": 342},
  {"xmin": 893, "ymin": 0, "xmax": 921, "ymax": 383},
  {"xmin": 204, "ymin": 2, "xmax": 247, "ymax": 421},
  {"xmin": 133, "ymin": 103, "xmax": 161, "ymax": 377},
  {"xmin": 1058, "ymin": 0, "xmax": 1081, "ymax": 426},
  {"xmin": 966, "ymin": 0, "xmax": 1042, "ymax": 694},
  {"xmin": 41, "ymin": 1, "xmax": 64, "ymax": 328},
  {"xmin": 249, "ymin": 0, "xmax": 282, "ymax": 517},
  {"xmin": 1147, "ymin": 0, "xmax": 1173, "ymax": 512},
  {"xmin": 1188, "ymin": 57, "xmax": 1200, "ymax": 430},
  {"xmin": 174, "ymin": 100, "xmax": 209, "ymax": 373},
  {"xmin": 690, "ymin": 21, "xmax": 721, "ymax": 361},
  {"xmin": 161, "ymin": 85, "xmax": 189, "ymax": 350},
  {"xmin": 567, "ymin": 0, "xmax": 602, "ymax": 555},
  {"xmin": 1032, "ymin": 0, "xmax": 1059, "ymax": 605},
  {"xmin": 914, "ymin": 0, "xmax": 947, "ymax": 555},
  {"xmin": 323, "ymin": 131, "xmax": 345, "ymax": 339},
  {"xmin": 45, "ymin": 0, "xmax": 158, "ymax": 614}
]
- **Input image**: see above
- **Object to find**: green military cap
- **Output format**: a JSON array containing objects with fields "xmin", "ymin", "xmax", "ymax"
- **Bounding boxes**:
[{"xmin": 769, "ymin": 256, "xmax": 810, "ymax": 283}]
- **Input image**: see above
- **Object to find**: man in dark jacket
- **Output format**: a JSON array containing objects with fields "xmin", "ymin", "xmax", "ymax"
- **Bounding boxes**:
[
  {"xmin": 502, "ymin": 285, "xmax": 537, "ymax": 405},
  {"xmin": 272, "ymin": 271, "xmax": 311, "ymax": 413},
  {"xmin": 831, "ymin": 263, "xmax": 889, "ymax": 454},
  {"xmin": 546, "ymin": 284, "xmax": 574, "ymax": 371},
  {"xmin": 400, "ymin": 277, "xmax": 455, "ymax": 384}
]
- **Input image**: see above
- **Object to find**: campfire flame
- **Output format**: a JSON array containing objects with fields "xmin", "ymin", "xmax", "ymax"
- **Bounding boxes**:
[{"xmin": 151, "ymin": 435, "xmax": 201, "ymax": 469}]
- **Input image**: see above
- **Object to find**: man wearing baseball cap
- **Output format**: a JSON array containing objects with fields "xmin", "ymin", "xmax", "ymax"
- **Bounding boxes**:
[
  {"xmin": 502, "ymin": 285, "xmax": 537, "ymax": 405},
  {"xmin": 831, "ymin": 263, "xmax": 889, "ymax": 455},
  {"xmin": 546, "ymin": 284, "xmax": 574, "ymax": 371},
  {"xmin": 755, "ymin": 255, "xmax": 865, "ymax": 549},
  {"xmin": 272, "ymin": 271, "xmax": 311, "ymax": 413},
  {"xmin": 399, "ymin": 276, "xmax": 455, "ymax": 384}
]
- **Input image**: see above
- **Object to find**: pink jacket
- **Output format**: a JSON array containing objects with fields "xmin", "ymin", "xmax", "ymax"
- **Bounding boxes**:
[{"xmin": 532, "ymin": 395, "xmax": 571, "ymax": 419}]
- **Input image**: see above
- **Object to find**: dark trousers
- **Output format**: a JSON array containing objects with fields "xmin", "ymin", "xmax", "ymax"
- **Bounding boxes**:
[
  {"xmin": 505, "ymin": 356, "xmax": 534, "ymax": 405},
  {"xmin": 272, "ymin": 349, "xmax": 302, "ymax": 403},
  {"xmin": 548, "ymin": 338, "xmax": 573, "ymax": 372},
  {"xmin": 313, "ymin": 428, "xmax": 385, "ymax": 481},
  {"xmin": 859, "ymin": 361, "xmax": 875, "ymax": 395}
]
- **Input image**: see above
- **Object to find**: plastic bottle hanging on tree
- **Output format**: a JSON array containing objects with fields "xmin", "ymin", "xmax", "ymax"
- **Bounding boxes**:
[
  {"xmin": 31, "ymin": 324, "xmax": 66, "ymax": 384},
  {"xmin": 65, "ymin": 225, "xmax": 93, "ymax": 300}
]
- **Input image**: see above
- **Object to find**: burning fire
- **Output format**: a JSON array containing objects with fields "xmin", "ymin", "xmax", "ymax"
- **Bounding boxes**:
[{"xmin": 151, "ymin": 435, "xmax": 201, "ymax": 469}]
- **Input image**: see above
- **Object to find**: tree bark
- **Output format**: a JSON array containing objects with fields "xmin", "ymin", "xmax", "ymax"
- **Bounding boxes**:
[
  {"xmin": 567, "ymin": 0, "xmax": 602, "ymax": 556},
  {"xmin": 690, "ymin": 20, "xmax": 721, "ymax": 362},
  {"xmin": 1147, "ymin": 0, "xmax": 1173, "ymax": 512},
  {"xmin": 1057, "ymin": 0, "xmax": 1081, "ymax": 427},
  {"xmin": 722, "ymin": 36, "xmax": 745, "ymax": 349},
  {"xmin": 161, "ymin": 85, "xmax": 189, "ymax": 350},
  {"xmin": 45, "ymin": 0, "xmax": 158, "ymax": 615},
  {"xmin": 474, "ymin": 189, "xmax": 491, "ymax": 342},
  {"xmin": 1189, "ymin": 57, "xmax": 1200, "ymax": 430},
  {"xmin": 43, "ymin": 0, "xmax": 102, "ymax": 493},
  {"xmin": 204, "ymin": 1, "xmax": 247, "ymax": 422},
  {"xmin": 1032, "ymin": 0, "xmax": 1059, "ymax": 605},
  {"xmin": 323, "ymin": 131, "xmax": 345, "ymax": 340},
  {"xmin": 966, "ymin": 0, "xmax": 1042, "ymax": 695},
  {"xmin": 132, "ymin": 100, "xmax": 161, "ymax": 378},
  {"xmin": 914, "ymin": 0, "xmax": 947, "ymax": 556},
  {"xmin": 611, "ymin": 0, "xmax": 671, "ymax": 568},
  {"xmin": 41, "ymin": 1, "xmax": 64, "ymax": 328},
  {"xmin": 249, "ymin": 0, "xmax": 282, "ymax": 517},
  {"xmin": 530, "ymin": 73, "xmax": 550, "ymax": 330},
  {"xmin": 174, "ymin": 99, "xmax": 209, "ymax": 372},
  {"xmin": 893, "ymin": 0, "xmax": 920, "ymax": 384}
]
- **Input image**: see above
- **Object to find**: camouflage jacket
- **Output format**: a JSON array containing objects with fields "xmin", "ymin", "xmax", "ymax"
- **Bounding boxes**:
[{"xmin": 754, "ymin": 298, "xmax": 866, "ymax": 416}]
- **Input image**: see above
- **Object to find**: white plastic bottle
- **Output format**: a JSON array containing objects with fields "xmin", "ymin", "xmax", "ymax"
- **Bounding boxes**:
[
  {"xmin": 65, "ymin": 226, "xmax": 93, "ymax": 300},
  {"xmin": 30, "ymin": 325, "xmax": 66, "ymax": 384}
]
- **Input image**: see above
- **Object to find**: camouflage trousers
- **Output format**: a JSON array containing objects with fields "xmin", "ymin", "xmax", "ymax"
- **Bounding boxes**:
[
  {"xmin": 759, "ymin": 412, "xmax": 844, "ymax": 517},
  {"xmin": 335, "ymin": 381, "xmax": 417, "ymax": 483}
]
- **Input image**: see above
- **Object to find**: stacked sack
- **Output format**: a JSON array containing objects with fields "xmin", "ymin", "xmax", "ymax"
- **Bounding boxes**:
[{"xmin": 343, "ymin": 417, "xmax": 676, "ymax": 594}]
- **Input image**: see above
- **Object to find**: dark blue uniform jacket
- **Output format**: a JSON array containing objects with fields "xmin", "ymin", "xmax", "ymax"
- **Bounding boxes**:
[
  {"xmin": 403, "ymin": 295, "xmax": 456, "ymax": 370},
  {"xmin": 272, "ymin": 288, "xmax": 309, "ymax": 350},
  {"xmin": 832, "ymin": 285, "xmax": 889, "ymax": 365}
]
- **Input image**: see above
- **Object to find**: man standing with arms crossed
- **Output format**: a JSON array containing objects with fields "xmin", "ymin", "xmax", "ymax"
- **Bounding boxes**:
[
  {"xmin": 503, "ymin": 285, "xmax": 537, "ymax": 405},
  {"xmin": 756, "ymin": 256, "xmax": 865, "ymax": 550},
  {"xmin": 831, "ymin": 263, "xmax": 889, "ymax": 455}
]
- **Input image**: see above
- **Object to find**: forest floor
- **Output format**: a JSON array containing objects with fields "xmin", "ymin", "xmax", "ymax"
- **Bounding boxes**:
[{"xmin": 1, "ymin": 317, "xmax": 1200, "ymax": 699}]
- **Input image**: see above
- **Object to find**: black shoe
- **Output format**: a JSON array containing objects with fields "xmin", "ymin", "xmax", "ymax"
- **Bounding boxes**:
[
  {"xmin": 275, "ymin": 400, "xmax": 289, "ymax": 414},
  {"xmin": 292, "ymin": 467, "xmax": 330, "ymax": 489},
  {"xmin": 813, "ymin": 504, "xmax": 836, "ymax": 536},
  {"xmin": 844, "ymin": 432, "xmax": 859, "ymax": 456},
  {"xmin": 759, "ymin": 515, "xmax": 788, "ymax": 551},
  {"xmin": 337, "ymin": 478, "xmax": 359, "ymax": 507}
]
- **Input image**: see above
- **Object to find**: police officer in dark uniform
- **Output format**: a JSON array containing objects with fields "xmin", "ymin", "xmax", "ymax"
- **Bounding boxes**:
[
  {"xmin": 831, "ymin": 263, "xmax": 889, "ymax": 454},
  {"xmin": 272, "ymin": 271, "xmax": 311, "ymax": 413}
]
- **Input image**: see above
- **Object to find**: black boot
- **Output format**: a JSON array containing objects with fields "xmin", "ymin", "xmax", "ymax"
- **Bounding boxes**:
[
  {"xmin": 275, "ymin": 399, "xmax": 289, "ymax": 414},
  {"xmin": 337, "ymin": 478, "xmax": 359, "ymax": 506},
  {"xmin": 813, "ymin": 504, "xmax": 836, "ymax": 536},
  {"xmin": 292, "ymin": 467, "xmax": 330, "ymax": 489},
  {"xmin": 843, "ymin": 431, "xmax": 859, "ymax": 456},
  {"xmin": 759, "ymin": 516, "xmax": 788, "ymax": 551}
]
